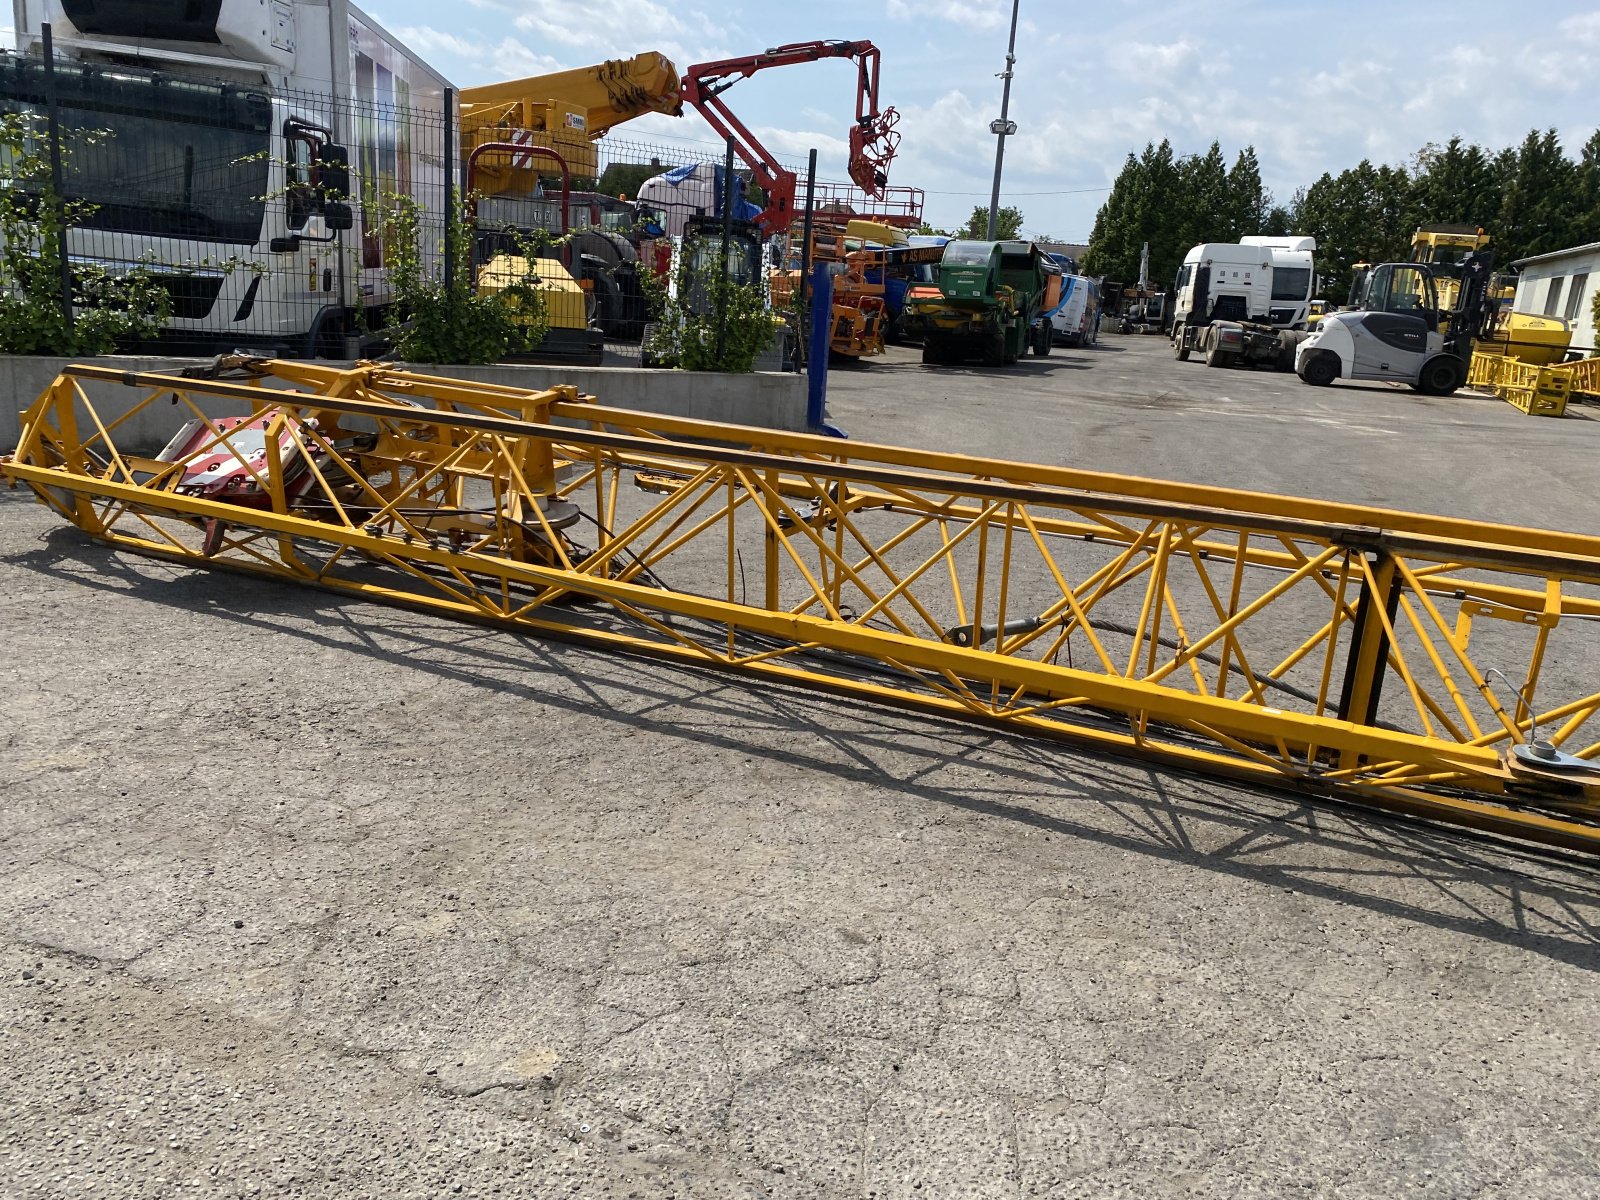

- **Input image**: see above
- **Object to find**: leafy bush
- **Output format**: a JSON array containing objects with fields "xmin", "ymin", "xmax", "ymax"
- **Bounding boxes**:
[
  {"xmin": 642, "ymin": 246, "xmax": 780, "ymax": 373},
  {"xmin": 376, "ymin": 192, "xmax": 551, "ymax": 365}
]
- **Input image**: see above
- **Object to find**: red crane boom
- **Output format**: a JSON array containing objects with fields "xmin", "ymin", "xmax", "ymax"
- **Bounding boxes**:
[{"xmin": 680, "ymin": 40, "xmax": 903, "ymax": 235}]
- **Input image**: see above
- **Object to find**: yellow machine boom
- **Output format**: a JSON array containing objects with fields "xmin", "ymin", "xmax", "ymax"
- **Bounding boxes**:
[
  {"xmin": 8, "ymin": 359, "xmax": 1600, "ymax": 857},
  {"xmin": 460, "ymin": 52, "xmax": 682, "ymax": 186}
]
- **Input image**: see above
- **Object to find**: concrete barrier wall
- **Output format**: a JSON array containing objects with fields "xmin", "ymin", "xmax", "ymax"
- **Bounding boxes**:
[{"xmin": 0, "ymin": 355, "xmax": 809, "ymax": 453}]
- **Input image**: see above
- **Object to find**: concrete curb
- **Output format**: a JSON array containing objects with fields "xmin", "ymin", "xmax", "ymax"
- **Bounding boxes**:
[{"xmin": 0, "ymin": 355, "xmax": 808, "ymax": 453}]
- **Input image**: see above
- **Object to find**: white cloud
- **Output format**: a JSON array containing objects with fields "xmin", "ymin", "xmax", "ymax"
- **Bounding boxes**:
[
  {"xmin": 749, "ymin": 125, "xmax": 851, "ymax": 167},
  {"xmin": 393, "ymin": 26, "xmax": 478, "ymax": 60},
  {"xmin": 1558, "ymin": 9, "xmax": 1600, "ymax": 39},
  {"xmin": 1108, "ymin": 39, "xmax": 1204, "ymax": 76},
  {"xmin": 887, "ymin": 0, "xmax": 1010, "ymax": 30},
  {"xmin": 483, "ymin": 37, "xmax": 564, "ymax": 79}
]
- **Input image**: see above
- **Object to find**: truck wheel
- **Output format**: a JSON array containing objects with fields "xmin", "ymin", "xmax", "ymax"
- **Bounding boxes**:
[
  {"xmin": 921, "ymin": 340, "xmax": 943, "ymax": 366},
  {"xmin": 1204, "ymin": 342, "xmax": 1233, "ymax": 369},
  {"xmin": 1298, "ymin": 351, "xmax": 1339, "ymax": 387},
  {"xmin": 983, "ymin": 329, "xmax": 1006, "ymax": 367},
  {"xmin": 1033, "ymin": 323, "xmax": 1052, "ymax": 356},
  {"xmin": 1417, "ymin": 355, "xmax": 1465, "ymax": 396},
  {"xmin": 1173, "ymin": 325, "xmax": 1191, "ymax": 361}
]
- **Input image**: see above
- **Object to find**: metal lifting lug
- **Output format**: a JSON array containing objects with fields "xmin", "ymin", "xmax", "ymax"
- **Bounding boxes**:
[
  {"xmin": 1509, "ymin": 740, "xmax": 1600, "ymax": 777},
  {"xmin": 945, "ymin": 617, "xmax": 1046, "ymax": 650}
]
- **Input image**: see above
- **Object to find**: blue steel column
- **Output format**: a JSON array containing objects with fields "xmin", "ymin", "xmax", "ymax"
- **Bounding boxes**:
[{"xmin": 806, "ymin": 264, "xmax": 845, "ymax": 437}]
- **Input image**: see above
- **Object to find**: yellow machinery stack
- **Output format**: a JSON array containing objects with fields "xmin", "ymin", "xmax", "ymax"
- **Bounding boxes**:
[
  {"xmin": 772, "ymin": 219, "xmax": 909, "ymax": 361},
  {"xmin": 459, "ymin": 54, "xmax": 684, "ymax": 362},
  {"xmin": 1407, "ymin": 226, "xmax": 1599, "ymax": 416}
]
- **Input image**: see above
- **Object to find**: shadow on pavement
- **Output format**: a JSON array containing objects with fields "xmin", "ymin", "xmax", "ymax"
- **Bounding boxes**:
[{"xmin": 13, "ymin": 523, "xmax": 1600, "ymax": 975}]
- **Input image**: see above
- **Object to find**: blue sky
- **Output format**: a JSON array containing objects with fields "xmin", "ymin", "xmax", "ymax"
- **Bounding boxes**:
[
  {"xmin": 11, "ymin": 1, "xmax": 1600, "ymax": 239},
  {"xmin": 366, "ymin": 0, "xmax": 1600, "ymax": 240}
]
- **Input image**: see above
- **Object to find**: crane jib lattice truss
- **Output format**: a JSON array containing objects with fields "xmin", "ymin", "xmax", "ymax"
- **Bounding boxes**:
[{"xmin": 7, "ymin": 358, "xmax": 1600, "ymax": 855}]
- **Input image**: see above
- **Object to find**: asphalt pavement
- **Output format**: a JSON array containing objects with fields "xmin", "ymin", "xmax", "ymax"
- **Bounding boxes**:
[{"xmin": 5, "ymin": 336, "xmax": 1600, "ymax": 1198}]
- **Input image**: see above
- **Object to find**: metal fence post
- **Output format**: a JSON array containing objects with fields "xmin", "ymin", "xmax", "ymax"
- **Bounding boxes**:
[
  {"xmin": 716, "ymin": 137, "xmax": 736, "ymax": 363},
  {"xmin": 442, "ymin": 87, "xmax": 456, "ymax": 296},
  {"xmin": 1335, "ymin": 551, "xmax": 1401, "ymax": 754},
  {"xmin": 39, "ymin": 23, "xmax": 75, "ymax": 338},
  {"xmin": 807, "ymin": 263, "xmax": 844, "ymax": 437},
  {"xmin": 795, "ymin": 149, "xmax": 818, "ymax": 373}
]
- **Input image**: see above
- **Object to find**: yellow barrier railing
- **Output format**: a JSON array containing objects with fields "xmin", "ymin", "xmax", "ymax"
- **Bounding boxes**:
[
  {"xmin": 1468, "ymin": 351, "xmax": 1571, "ymax": 416},
  {"xmin": 1566, "ymin": 355, "xmax": 1600, "ymax": 402}
]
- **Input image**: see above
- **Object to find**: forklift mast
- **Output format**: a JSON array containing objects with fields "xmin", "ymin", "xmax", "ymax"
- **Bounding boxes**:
[{"xmin": 1445, "ymin": 250, "xmax": 1497, "ymax": 359}]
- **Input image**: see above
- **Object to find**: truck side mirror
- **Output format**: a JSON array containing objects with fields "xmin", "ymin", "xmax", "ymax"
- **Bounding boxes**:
[
  {"xmin": 315, "ymin": 145, "xmax": 351, "ymax": 202},
  {"xmin": 323, "ymin": 201, "xmax": 354, "ymax": 232}
]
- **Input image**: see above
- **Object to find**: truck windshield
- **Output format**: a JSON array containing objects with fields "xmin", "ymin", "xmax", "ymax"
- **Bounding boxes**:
[
  {"xmin": 944, "ymin": 241, "xmax": 994, "ymax": 266},
  {"xmin": 1270, "ymin": 267, "xmax": 1311, "ymax": 301},
  {"xmin": 1, "ymin": 57, "xmax": 272, "ymax": 245}
]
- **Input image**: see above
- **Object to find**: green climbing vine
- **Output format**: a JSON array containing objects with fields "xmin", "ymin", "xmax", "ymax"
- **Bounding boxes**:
[
  {"xmin": 641, "ymin": 242, "xmax": 781, "ymax": 373},
  {"xmin": 374, "ymin": 192, "xmax": 552, "ymax": 365}
]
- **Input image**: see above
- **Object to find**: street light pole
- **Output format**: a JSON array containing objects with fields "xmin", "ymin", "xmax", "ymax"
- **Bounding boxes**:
[{"xmin": 986, "ymin": 0, "xmax": 1021, "ymax": 240}]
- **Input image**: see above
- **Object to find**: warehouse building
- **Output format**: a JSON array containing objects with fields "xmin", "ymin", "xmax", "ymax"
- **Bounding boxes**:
[{"xmin": 1512, "ymin": 242, "xmax": 1600, "ymax": 356}]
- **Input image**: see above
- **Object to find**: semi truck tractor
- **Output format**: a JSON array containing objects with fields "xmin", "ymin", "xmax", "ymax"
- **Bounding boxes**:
[
  {"xmin": 8, "ymin": 0, "xmax": 453, "ymax": 357},
  {"xmin": 1170, "ymin": 236, "xmax": 1317, "ymax": 370}
]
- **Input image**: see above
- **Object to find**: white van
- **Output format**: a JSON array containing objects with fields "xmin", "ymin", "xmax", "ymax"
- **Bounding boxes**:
[{"xmin": 1049, "ymin": 275, "xmax": 1099, "ymax": 346}]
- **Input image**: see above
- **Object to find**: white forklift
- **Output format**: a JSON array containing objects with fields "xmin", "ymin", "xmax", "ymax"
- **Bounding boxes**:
[{"xmin": 1295, "ymin": 251, "xmax": 1495, "ymax": 395}]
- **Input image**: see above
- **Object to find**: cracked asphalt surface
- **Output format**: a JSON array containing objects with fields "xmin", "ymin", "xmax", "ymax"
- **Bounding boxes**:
[{"xmin": 6, "ymin": 337, "xmax": 1600, "ymax": 1198}]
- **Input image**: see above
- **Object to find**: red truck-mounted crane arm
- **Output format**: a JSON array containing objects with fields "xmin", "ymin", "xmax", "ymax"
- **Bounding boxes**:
[{"xmin": 680, "ymin": 40, "xmax": 902, "ymax": 235}]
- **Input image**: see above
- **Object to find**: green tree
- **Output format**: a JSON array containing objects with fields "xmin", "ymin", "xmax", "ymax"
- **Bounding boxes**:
[
  {"xmin": 959, "ymin": 204, "xmax": 1024, "ymax": 240},
  {"xmin": 1291, "ymin": 160, "xmax": 1415, "ymax": 300},
  {"xmin": 1575, "ymin": 130, "xmax": 1600, "ymax": 255},
  {"xmin": 1088, "ymin": 126, "xmax": 1600, "ymax": 301},
  {"xmin": 1084, "ymin": 139, "xmax": 1184, "ymax": 282},
  {"xmin": 1226, "ymin": 145, "xmax": 1270, "ymax": 237},
  {"xmin": 1083, "ymin": 152, "xmax": 1137, "ymax": 278},
  {"xmin": 1174, "ymin": 142, "xmax": 1231, "ymax": 253},
  {"xmin": 1410, "ymin": 136, "xmax": 1500, "ymax": 228},
  {"xmin": 1262, "ymin": 205, "xmax": 1293, "ymax": 238},
  {"xmin": 1497, "ymin": 129, "xmax": 1581, "ymax": 262}
]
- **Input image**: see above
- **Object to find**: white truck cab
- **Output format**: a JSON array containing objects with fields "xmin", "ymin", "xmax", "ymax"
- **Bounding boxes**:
[{"xmin": 1172, "ymin": 236, "xmax": 1316, "ymax": 331}]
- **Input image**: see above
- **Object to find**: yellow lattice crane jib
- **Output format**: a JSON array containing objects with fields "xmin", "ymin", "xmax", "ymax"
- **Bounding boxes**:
[{"xmin": 8, "ymin": 357, "xmax": 1600, "ymax": 857}]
